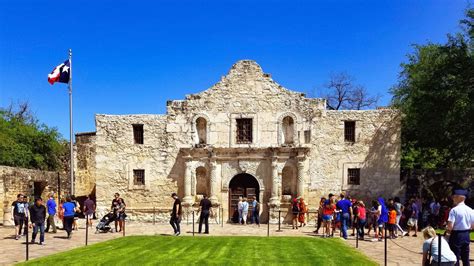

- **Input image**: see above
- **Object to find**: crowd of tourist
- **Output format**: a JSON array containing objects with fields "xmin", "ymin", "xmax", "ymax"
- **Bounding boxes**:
[
  {"xmin": 305, "ymin": 189, "xmax": 473, "ymax": 266},
  {"xmin": 9, "ymin": 192, "xmax": 124, "ymax": 244},
  {"xmin": 9, "ymin": 189, "xmax": 472, "ymax": 265}
]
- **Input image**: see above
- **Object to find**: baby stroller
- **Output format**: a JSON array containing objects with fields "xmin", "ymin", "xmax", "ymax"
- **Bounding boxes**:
[{"xmin": 96, "ymin": 212, "xmax": 116, "ymax": 233}]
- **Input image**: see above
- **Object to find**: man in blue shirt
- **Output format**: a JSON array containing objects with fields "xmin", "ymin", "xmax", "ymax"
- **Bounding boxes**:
[
  {"xmin": 45, "ymin": 193, "xmax": 57, "ymax": 233},
  {"xmin": 336, "ymin": 193, "xmax": 352, "ymax": 239},
  {"xmin": 62, "ymin": 196, "xmax": 77, "ymax": 239},
  {"xmin": 251, "ymin": 197, "xmax": 260, "ymax": 227}
]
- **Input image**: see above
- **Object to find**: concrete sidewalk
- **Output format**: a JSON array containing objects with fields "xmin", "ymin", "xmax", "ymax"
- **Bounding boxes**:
[{"xmin": 0, "ymin": 221, "xmax": 472, "ymax": 265}]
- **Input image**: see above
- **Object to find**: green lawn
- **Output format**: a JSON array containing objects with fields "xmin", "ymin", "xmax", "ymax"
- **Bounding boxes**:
[{"xmin": 19, "ymin": 236, "xmax": 376, "ymax": 266}]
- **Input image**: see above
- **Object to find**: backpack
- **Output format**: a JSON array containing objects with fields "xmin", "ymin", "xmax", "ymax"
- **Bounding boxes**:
[{"xmin": 292, "ymin": 203, "xmax": 299, "ymax": 213}]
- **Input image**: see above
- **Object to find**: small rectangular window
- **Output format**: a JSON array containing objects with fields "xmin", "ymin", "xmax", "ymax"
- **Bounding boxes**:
[
  {"xmin": 348, "ymin": 168, "xmax": 360, "ymax": 185},
  {"xmin": 304, "ymin": 130, "xmax": 311, "ymax": 144},
  {"xmin": 236, "ymin": 118, "xmax": 253, "ymax": 144},
  {"xmin": 133, "ymin": 169, "xmax": 145, "ymax": 185},
  {"xmin": 344, "ymin": 121, "xmax": 355, "ymax": 142},
  {"xmin": 133, "ymin": 124, "xmax": 144, "ymax": 144}
]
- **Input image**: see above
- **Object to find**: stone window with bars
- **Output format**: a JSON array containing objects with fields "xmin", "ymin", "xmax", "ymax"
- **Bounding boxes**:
[
  {"xmin": 304, "ymin": 130, "xmax": 311, "ymax": 144},
  {"xmin": 236, "ymin": 118, "xmax": 253, "ymax": 144},
  {"xmin": 133, "ymin": 124, "xmax": 144, "ymax": 144},
  {"xmin": 347, "ymin": 168, "xmax": 360, "ymax": 185},
  {"xmin": 344, "ymin": 121, "xmax": 355, "ymax": 142},
  {"xmin": 133, "ymin": 169, "xmax": 145, "ymax": 185}
]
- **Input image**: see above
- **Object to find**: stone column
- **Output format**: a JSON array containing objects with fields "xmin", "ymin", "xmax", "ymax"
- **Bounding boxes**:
[
  {"xmin": 183, "ymin": 157, "xmax": 194, "ymax": 205},
  {"xmin": 269, "ymin": 157, "xmax": 280, "ymax": 207},
  {"xmin": 209, "ymin": 159, "xmax": 219, "ymax": 205},
  {"xmin": 297, "ymin": 157, "xmax": 306, "ymax": 198}
]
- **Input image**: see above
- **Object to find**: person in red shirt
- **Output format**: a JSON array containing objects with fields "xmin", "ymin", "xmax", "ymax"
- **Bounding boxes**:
[
  {"xmin": 357, "ymin": 201, "xmax": 367, "ymax": 240},
  {"xmin": 322, "ymin": 195, "xmax": 336, "ymax": 237}
]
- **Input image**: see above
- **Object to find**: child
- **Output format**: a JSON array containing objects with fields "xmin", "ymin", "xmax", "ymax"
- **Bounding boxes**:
[
  {"xmin": 388, "ymin": 205, "xmax": 397, "ymax": 239},
  {"xmin": 322, "ymin": 198, "xmax": 335, "ymax": 237}
]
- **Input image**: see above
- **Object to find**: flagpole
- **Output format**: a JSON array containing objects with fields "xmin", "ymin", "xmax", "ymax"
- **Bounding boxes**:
[{"xmin": 68, "ymin": 48, "xmax": 74, "ymax": 195}]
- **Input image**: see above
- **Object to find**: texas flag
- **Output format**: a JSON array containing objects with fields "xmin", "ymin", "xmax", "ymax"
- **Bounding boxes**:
[{"xmin": 48, "ymin": 60, "xmax": 70, "ymax": 85}]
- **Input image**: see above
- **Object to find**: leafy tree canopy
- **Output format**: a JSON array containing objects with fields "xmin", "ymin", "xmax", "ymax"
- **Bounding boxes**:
[
  {"xmin": 0, "ymin": 102, "xmax": 66, "ymax": 171},
  {"xmin": 391, "ymin": 8, "xmax": 474, "ymax": 169}
]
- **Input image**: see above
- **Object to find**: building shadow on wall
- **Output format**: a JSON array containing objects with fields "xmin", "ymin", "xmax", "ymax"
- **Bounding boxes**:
[
  {"xmin": 166, "ymin": 150, "xmax": 186, "ymax": 199},
  {"xmin": 354, "ymin": 112, "xmax": 402, "ymax": 201}
]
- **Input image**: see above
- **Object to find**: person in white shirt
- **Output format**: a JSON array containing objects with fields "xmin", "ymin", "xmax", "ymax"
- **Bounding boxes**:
[
  {"xmin": 237, "ymin": 197, "xmax": 243, "ymax": 224},
  {"xmin": 446, "ymin": 189, "xmax": 474, "ymax": 266},
  {"xmin": 241, "ymin": 198, "xmax": 249, "ymax": 225},
  {"xmin": 422, "ymin": 226, "xmax": 457, "ymax": 266}
]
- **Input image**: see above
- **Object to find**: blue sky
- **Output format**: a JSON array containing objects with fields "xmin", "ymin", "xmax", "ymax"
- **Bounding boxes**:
[{"xmin": 0, "ymin": 0, "xmax": 470, "ymax": 138}]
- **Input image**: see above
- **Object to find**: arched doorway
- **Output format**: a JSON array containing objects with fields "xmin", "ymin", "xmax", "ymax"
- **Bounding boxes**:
[{"xmin": 229, "ymin": 173, "xmax": 260, "ymax": 223}]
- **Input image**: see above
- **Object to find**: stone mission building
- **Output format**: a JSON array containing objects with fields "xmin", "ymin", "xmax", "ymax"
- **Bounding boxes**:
[{"xmin": 75, "ymin": 60, "xmax": 401, "ymax": 223}]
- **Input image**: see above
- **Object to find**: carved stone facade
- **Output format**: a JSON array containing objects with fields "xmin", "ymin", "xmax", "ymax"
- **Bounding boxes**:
[{"xmin": 75, "ymin": 60, "xmax": 401, "ymax": 223}]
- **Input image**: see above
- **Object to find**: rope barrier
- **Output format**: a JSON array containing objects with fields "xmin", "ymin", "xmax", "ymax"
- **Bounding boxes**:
[{"xmin": 388, "ymin": 238, "xmax": 422, "ymax": 254}]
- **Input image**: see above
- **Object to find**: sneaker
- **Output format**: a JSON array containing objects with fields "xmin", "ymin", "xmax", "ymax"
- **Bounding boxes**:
[
  {"xmin": 39, "ymin": 242, "xmax": 45, "ymax": 245},
  {"xmin": 30, "ymin": 240, "xmax": 35, "ymax": 244},
  {"xmin": 15, "ymin": 235, "xmax": 19, "ymax": 240},
  {"xmin": 176, "ymin": 232, "xmax": 180, "ymax": 236},
  {"xmin": 412, "ymin": 234, "xmax": 417, "ymax": 237}
]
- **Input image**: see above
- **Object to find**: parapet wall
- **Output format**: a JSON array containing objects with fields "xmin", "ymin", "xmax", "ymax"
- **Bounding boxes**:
[{"xmin": 0, "ymin": 165, "xmax": 69, "ymax": 225}]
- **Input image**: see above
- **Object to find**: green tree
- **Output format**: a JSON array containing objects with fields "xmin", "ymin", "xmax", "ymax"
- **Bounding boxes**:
[
  {"xmin": 0, "ymin": 102, "xmax": 66, "ymax": 170},
  {"xmin": 391, "ymin": 8, "xmax": 474, "ymax": 169}
]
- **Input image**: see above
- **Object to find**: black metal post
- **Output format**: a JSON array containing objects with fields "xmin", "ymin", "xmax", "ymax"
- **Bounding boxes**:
[
  {"xmin": 384, "ymin": 224, "xmax": 387, "ymax": 266},
  {"xmin": 122, "ymin": 218, "xmax": 125, "ymax": 237},
  {"xmin": 192, "ymin": 211, "xmax": 195, "ymax": 236},
  {"xmin": 356, "ymin": 221, "xmax": 359, "ymax": 248},
  {"xmin": 277, "ymin": 210, "xmax": 282, "ymax": 232},
  {"xmin": 221, "ymin": 207, "xmax": 224, "ymax": 227},
  {"xmin": 85, "ymin": 216, "xmax": 89, "ymax": 246},
  {"xmin": 267, "ymin": 209, "xmax": 270, "ymax": 237},
  {"xmin": 437, "ymin": 234, "xmax": 441, "ymax": 266},
  {"xmin": 25, "ymin": 222, "xmax": 29, "ymax": 261},
  {"xmin": 153, "ymin": 207, "xmax": 155, "ymax": 225},
  {"xmin": 57, "ymin": 172, "xmax": 61, "ymax": 199}
]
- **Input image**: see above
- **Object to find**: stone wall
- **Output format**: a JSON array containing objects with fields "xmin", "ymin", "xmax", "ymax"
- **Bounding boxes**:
[
  {"xmin": 0, "ymin": 166, "xmax": 69, "ymax": 225},
  {"xmin": 88, "ymin": 60, "xmax": 401, "ymax": 222},
  {"xmin": 74, "ymin": 132, "xmax": 96, "ymax": 197},
  {"xmin": 306, "ymin": 110, "xmax": 401, "ymax": 205}
]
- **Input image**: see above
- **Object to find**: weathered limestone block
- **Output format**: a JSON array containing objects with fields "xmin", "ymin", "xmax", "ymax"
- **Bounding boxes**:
[
  {"xmin": 74, "ymin": 60, "xmax": 401, "ymax": 223},
  {"xmin": 0, "ymin": 166, "xmax": 69, "ymax": 225}
]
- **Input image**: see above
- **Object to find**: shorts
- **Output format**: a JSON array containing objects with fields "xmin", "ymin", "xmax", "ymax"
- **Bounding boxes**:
[
  {"xmin": 378, "ymin": 221, "xmax": 385, "ymax": 228},
  {"xmin": 117, "ymin": 213, "xmax": 127, "ymax": 221},
  {"xmin": 85, "ymin": 213, "xmax": 93, "ymax": 219},
  {"xmin": 323, "ymin": 215, "xmax": 333, "ymax": 221},
  {"xmin": 14, "ymin": 215, "xmax": 25, "ymax": 226},
  {"xmin": 407, "ymin": 217, "xmax": 418, "ymax": 227}
]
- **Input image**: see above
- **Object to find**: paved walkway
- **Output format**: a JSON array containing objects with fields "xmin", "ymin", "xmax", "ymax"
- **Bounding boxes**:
[{"xmin": 0, "ymin": 220, "xmax": 472, "ymax": 265}]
